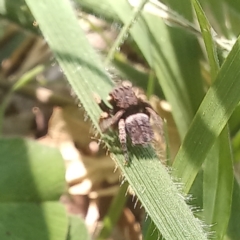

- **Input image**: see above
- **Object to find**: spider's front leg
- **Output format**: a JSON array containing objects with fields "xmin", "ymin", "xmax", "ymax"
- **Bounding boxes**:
[
  {"xmin": 99, "ymin": 112, "xmax": 112, "ymax": 132},
  {"xmin": 94, "ymin": 93, "xmax": 112, "ymax": 114},
  {"xmin": 99, "ymin": 110, "xmax": 125, "ymax": 132},
  {"xmin": 118, "ymin": 119, "xmax": 129, "ymax": 165}
]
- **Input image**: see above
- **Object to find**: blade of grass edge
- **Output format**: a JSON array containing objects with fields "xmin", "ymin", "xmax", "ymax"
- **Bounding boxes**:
[{"xmin": 24, "ymin": 0, "xmax": 208, "ymax": 239}]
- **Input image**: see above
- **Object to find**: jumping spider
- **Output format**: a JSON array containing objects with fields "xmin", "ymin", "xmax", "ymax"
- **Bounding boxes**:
[{"xmin": 96, "ymin": 81, "xmax": 163, "ymax": 164}]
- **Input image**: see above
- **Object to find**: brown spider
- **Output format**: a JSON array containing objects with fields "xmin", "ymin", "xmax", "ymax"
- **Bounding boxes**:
[{"xmin": 96, "ymin": 81, "xmax": 163, "ymax": 164}]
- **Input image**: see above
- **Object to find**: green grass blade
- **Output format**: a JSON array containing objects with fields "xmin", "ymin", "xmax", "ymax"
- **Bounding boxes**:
[
  {"xmin": 0, "ymin": 137, "xmax": 68, "ymax": 239},
  {"xmin": 0, "ymin": 137, "xmax": 66, "ymax": 201},
  {"xmin": 191, "ymin": 0, "xmax": 219, "ymax": 79},
  {"xmin": 0, "ymin": 202, "xmax": 68, "ymax": 240},
  {"xmin": 173, "ymin": 35, "xmax": 240, "ymax": 192},
  {"xmin": 192, "ymin": 1, "xmax": 234, "ymax": 238},
  {"xmin": 24, "ymin": 0, "xmax": 208, "ymax": 239},
  {"xmin": 203, "ymin": 129, "xmax": 233, "ymax": 239},
  {"xmin": 28, "ymin": 0, "xmax": 113, "ymax": 130},
  {"xmin": 229, "ymin": 104, "xmax": 240, "ymax": 137},
  {"xmin": 227, "ymin": 178, "xmax": 240, "ymax": 239},
  {"xmin": 142, "ymin": 218, "xmax": 160, "ymax": 240}
]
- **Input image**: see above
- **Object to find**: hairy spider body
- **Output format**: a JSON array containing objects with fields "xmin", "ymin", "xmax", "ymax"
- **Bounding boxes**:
[
  {"xmin": 97, "ymin": 81, "xmax": 163, "ymax": 164},
  {"xmin": 125, "ymin": 113, "xmax": 153, "ymax": 145}
]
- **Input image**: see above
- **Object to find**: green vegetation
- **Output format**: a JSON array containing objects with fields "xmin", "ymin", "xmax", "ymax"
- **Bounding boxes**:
[{"xmin": 0, "ymin": 0, "xmax": 240, "ymax": 239}]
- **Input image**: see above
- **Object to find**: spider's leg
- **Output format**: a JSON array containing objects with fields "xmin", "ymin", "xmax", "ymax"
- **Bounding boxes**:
[
  {"xmin": 118, "ymin": 118, "xmax": 129, "ymax": 164},
  {"xmin": 99, "ymin": 100, "xmax": 112, "ymax": 113},
  {"xmin": 100, "ymin": 110, "xmax": 125, "ymax": 132},
  {"xmin": 99, "ymin": 114, "xmax": 112, "ymax": 132},
  {"xmin": 94, "ymin": 93, "xmax": 112, "ymax": 113},
  {"xmin": 112, "ymin": 110, "xmax": 125, "ymax": 125}
]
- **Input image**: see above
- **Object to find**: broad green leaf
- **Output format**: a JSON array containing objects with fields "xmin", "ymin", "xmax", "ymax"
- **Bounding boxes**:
[
  {"xmin": 0, "ymin": 202, "xmax": 67, "ymax": 240},
  {"xmin": 67, "ymin": 215, "xmax": 90, "ymax": 240},
  {"xmin": 24, "ymin": 0, "xmax": 208, "ymax": 239},
  {"xmin": 0, "ymin": 137, "xmax": 68, "ymax": 240},
  {"xmin": 0, "ymin": 138, "xmax": 66, "ymax": 201}
]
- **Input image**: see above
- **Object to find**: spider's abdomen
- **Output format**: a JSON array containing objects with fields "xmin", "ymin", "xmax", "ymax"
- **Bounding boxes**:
[
  {"xmin": 109, "ymin": 85, "xmax": 138, "ymax": 109},
  {"xmin": 125, "ymin": 113, "xmax": 154, "ymax": 145}
]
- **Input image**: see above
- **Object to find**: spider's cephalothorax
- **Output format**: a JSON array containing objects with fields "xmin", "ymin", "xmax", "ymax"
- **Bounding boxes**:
[{"xmin": 97, "ymin": 81, "xmax": 163, "ymax": 164}]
